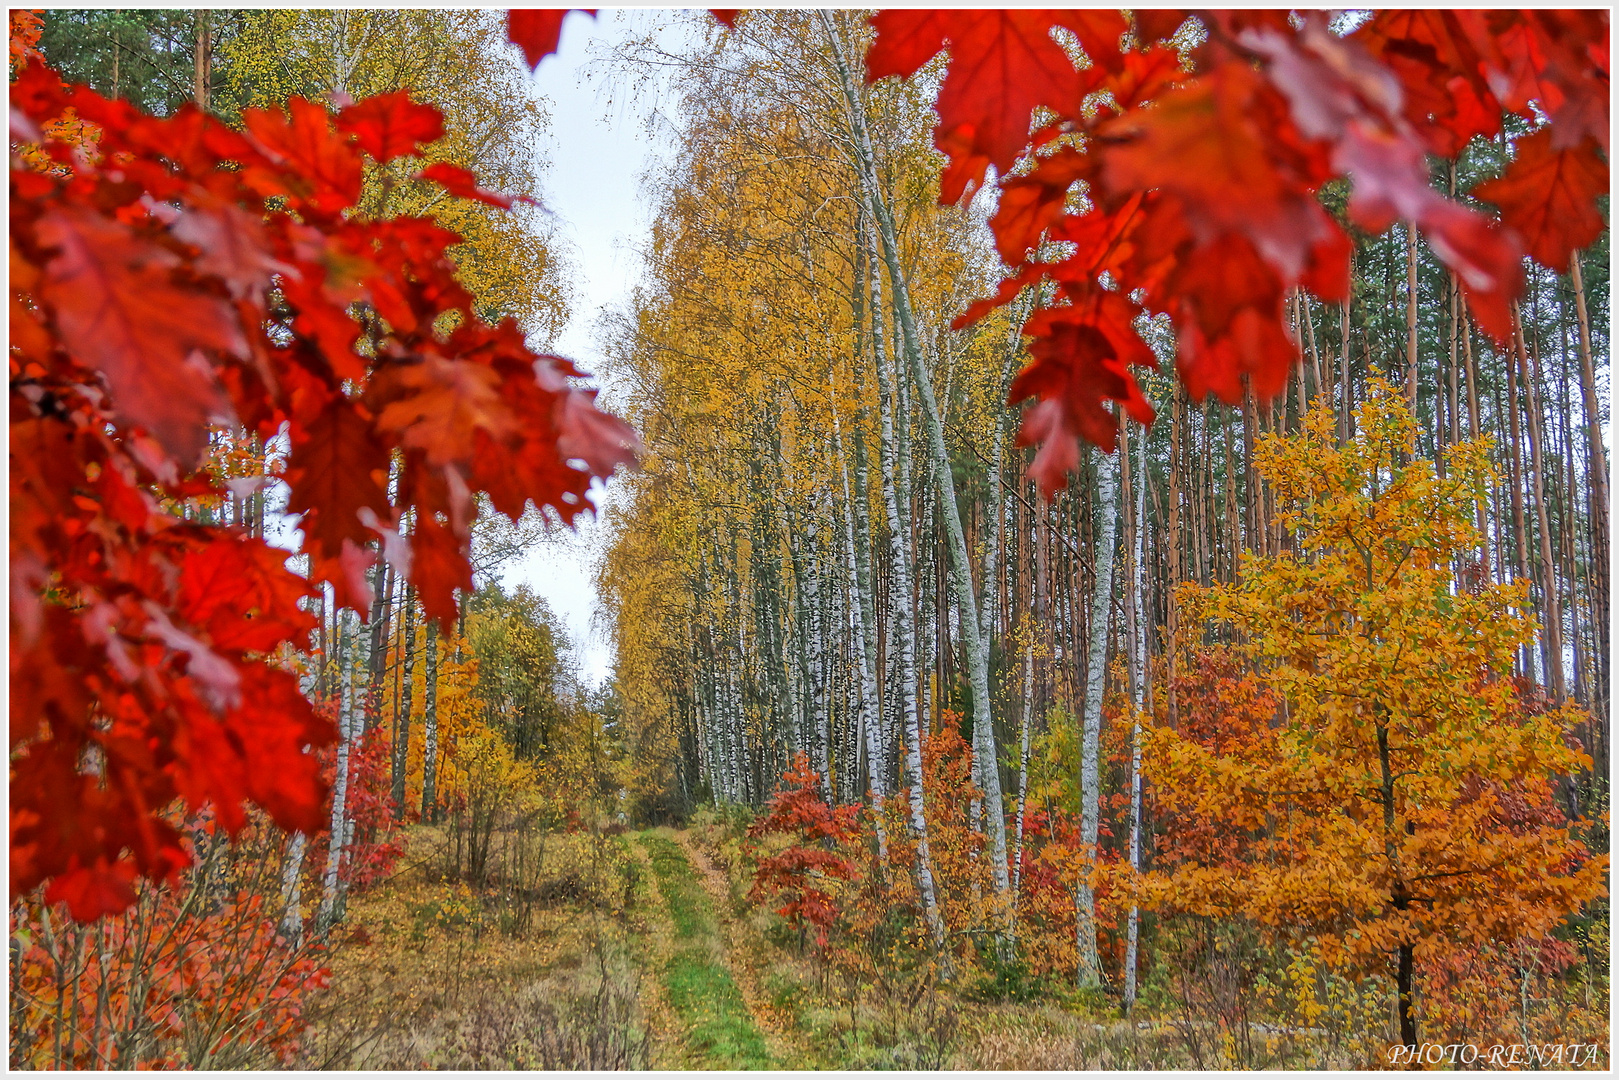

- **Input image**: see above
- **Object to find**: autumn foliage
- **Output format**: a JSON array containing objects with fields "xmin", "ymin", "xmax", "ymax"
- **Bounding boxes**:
[
  {"xmin": 746, "ymin": 754, "xmax": 862, "ymax": 947},
  {"xmin": 862, "ymin": 10, "xmax": 1607, "ymax": 493},
  {"xmin": 1137, "ymin": 383, "xmax": 1607, "ymax": 1039},
  {"xmin": 10, "ymin": 11, "xmax": 634, "ymax": 917},
  {"xmin": 10, "ymin": 811, "xmax": 331, "ymax": 1068},
  {"xmin": 9, "ymin": 3, "xmax": 1608, "ymax": 972}
]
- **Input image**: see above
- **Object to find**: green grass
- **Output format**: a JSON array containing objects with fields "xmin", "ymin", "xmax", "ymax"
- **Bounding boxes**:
[
  {"xmin": 642, "ymin": 835, "xmax": 709, "ymax": 941},
  {"xmin": 639, "ymin": 833, "xmax": 773, "ymax": 1069},
  {"xmin": 664, "ymin": 954, "xmax": 773, "ymax": 1067}
]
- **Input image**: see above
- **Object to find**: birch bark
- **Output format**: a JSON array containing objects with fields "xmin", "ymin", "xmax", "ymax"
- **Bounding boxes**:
[
  {"xmin": 421, "ymin": 622, "xmax": 440, "ymax": 823},
  {"xmin": 861, "ymin": 191, "xmax": 945, "ymax": 947},
  {"xmin": 833, "ymin": 375, "xmax": 890, "ymax": 864},
  {"xmin": 828, "ymin": 24, "xmax": 1010, "ymax": 905},
  {"xmin": 316, "ymin": 613, "xmax": 356, "ymax": 934},
  {"xmin": 1075, "ymin": 447, "xmax": 1120, "ymax": 987},
  {"xmin": 1122, "ymin": 413, "xmax": 1149, "ymax": 1009}
]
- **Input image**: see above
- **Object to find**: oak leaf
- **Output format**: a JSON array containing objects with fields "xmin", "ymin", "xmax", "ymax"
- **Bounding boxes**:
[
  {"xmin": 1473, "ymin": 130, "xmax": 1609, "ymax": 273},
  {"xmin": 35, "ymin": 207, "xmax": 241, "ymax": 467},
  {"xmin": 507, "ymin": 8, "xmax": 594, "ymax": 70},
  {"xmin": 336, "ymin": 89, "xmax": 445, "ymax": 162}
]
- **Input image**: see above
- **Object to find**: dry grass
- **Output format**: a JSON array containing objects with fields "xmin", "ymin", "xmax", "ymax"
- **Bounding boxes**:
[{"xmin": 296, "ymin": 823, "xmax": 650, "ymax": 1070}]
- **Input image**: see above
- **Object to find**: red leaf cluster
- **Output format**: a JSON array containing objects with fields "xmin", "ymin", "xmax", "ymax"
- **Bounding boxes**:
[
  {"xmin": 867, "ymin": 9, "xmax": 1608, "ymax": 495},
  {"xmin": 747, "ymin": 753, "xmax": 862, "ymax": 943},
  {"xmin": 11, "ymin": 61, "xmax": 636, "ymax": 917},
  {"xmin": 12, "ymin": 817, "xmax": 330, "ymax": 1068}
]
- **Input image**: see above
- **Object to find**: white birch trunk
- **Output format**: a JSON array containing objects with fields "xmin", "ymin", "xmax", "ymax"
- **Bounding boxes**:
[
  {"xmin": 315, "ymin": 613, "xmax": 355, "ymax": 934},
  {"xmin": 420, "ymin": 622, "xmax": 439, "ymax": 823},
  {"xmin": 1076, "ymin": 449, "xmax": 1121, "ymax": 987},
  {"xmin": 824, "ymin": 18, "xmax": 1011, "ymax": 907},
  {"xmin": 833, "ymin": 376, "xmax": 890, "ymax": 864},
  {"xmin": 1011, "ymin": 639, "xmax": 1035, "ymax": 932},
  {"xmin": 278, "ymin": 831, "xmax": 307, "ymax": 944},
  {"xmin": 863, "ymin": 194, "xmax": 945, "ymax": 949},
  {"xmin": 802, "ymin": 500, "xmax": 832, "ymax": 797},
  {"xmin": 1123, "ymin": 419, "xmax": 1149, "ymax": 1009}
]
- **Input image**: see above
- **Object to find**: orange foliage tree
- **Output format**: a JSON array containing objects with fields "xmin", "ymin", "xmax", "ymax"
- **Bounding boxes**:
[
  {"xmin": 9, "ymin": 810, "xmax": 330, "ymax": 1068},
  {"xmin": 1137, "ymin": 382, "xmax": 1608, "ymax": 1046}
]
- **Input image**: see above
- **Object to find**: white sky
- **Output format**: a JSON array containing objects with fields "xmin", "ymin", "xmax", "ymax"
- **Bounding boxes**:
[{"xmin": 500, "ymin": 9, "xmax": 696, "ymax": 689}]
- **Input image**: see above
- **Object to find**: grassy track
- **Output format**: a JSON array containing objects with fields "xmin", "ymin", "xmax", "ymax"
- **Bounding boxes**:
[{"xmin": 640, "ymin": 833, "xmax": 773, "ymax": 1069}]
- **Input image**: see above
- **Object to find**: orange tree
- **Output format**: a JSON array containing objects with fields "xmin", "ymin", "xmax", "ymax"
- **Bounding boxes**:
[{"xmin": 1136, "ymin": 381, "xmax": 1607, "ymax": 1047}]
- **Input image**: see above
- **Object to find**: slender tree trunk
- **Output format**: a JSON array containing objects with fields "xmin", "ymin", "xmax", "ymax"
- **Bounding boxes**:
[
  {"xmin": 1503, "ymin": 333, "xmax": 1534, "ymax": 676},
  {"xmin": 1516, "ymin": 305, "xmax": 1565, "ymax": 701},
  {"xmin": 421, "ymin": 622, "xmax": 440, "ymax": 823},
  {"xmin": 1461, "ymin": 306, "xmax": 1489, "ymax": 574},
  {"xmin": 828, "ymin": 15, "xmax": 1009, "ymax": 915},
  {"xmin": 1447, "ymin": 275, "xmax": 1462, "ymax": 447},
  {"xmin": 832, "ymin": 376, "xmax": 889, "ymax": 866},
  {"xmin": 1011, "ymin": 628, "xmax": 1035, "ymax": 932},
  {"xmin": 1569, "ymin": 258, "xmax": 1608, "ymax": 721},
  {"xmin": 801, "ymin": 494, "xmax": 832, "ymax": 797},
  {"xmin": 364, "ymin": 561, "xmax": 394, "ymax": 735},
  {"xmin": 391, "ymin": 584, "xmax": 417, "ymax": 819},
  {"xmin": 1339, "ymin": 298, "xmax": 1352, "ymax": 444},
  {"xmin": 1122, "ymin": 412, "xmax": 1149, "ymax": 1011},
  {"xmin": 859, "ymin": 205, "xmax": 946, "ymax": 950},
  {"xmin": 278, "ymin": 831, "xmax": 307, "ymax": 944},
  {"xmin": 191, "ymin": 10, "xmax": 211, "ymax": 110},
  {"xmin": 316, "ymin": 615, "xmax": 355, "ymax": 934},
  {"xmin": 1167, "ymin": 385, "xmax": 1183, "ymax": 724},
  {"xmin": 1076, "ymin": 447, "xmax": 1121, "ymax": 988},
  {"xmin": 1405, "ymin": 223, "xmax": 1419, "ymax": 410}
]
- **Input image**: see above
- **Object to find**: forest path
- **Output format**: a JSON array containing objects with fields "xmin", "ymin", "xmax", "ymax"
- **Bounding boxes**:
[
  {"xmin": 672, "ymin": 829, "xmax": 814, "ymax": 1065},
  {"xmin": 635, "ymin": 830, "xmax": 776, "ymax": 1069}
]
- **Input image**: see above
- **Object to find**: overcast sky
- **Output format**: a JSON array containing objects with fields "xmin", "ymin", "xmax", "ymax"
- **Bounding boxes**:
[{"xmin": 500, "ymin": 9, "xmax": 697, "ymax": 689}]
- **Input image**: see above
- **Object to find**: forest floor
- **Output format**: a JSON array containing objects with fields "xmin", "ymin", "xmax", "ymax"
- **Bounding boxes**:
[{"xmin": 297, "ymin": 823, "xmax": 1418, "ymax": 1070}]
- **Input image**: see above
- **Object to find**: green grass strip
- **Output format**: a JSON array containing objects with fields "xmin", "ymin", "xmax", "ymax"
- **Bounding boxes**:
[
  {"xmin": 640, "ymin": 835, "xmax": 773, "ymax": 1069},
  {"xmin": 642, "ymin": 835, "xmax": 710, "ymax": 941}
]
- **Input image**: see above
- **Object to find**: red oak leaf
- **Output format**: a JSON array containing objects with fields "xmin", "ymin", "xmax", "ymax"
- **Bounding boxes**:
[
  {"xmin": 169, "ymin": 198, "xmax": 293, "ymax": 303},
  {"xmin": 1355, "ymin": 10, "xmax": 1503, "ymax": 156},
  {"xmin": 34, "ymin": 206, "xmax": 241, "ymax": 467},
  {"xmin": 1133, "ymin": 10, "xmax": 1190, "ymax": 45},
  {"xmin": 176, "ymin": 538, "xmax": 318, "ymax": 655},
  {"xmin": 419, "ymin": 161, "xmax": 515, "ymax": 209},
  {"xmin": 1100, "ymin": 63, "xmax": 1332, "ymax": 280},
  {"xmin": 989, "ymin": 146, "xmax": 1093, "ymax": 263},
  {"xmin": 229, "ymin": 666, "xmax": 334, "ymax": 835},
  {"xmin": 555, "ymin": 380, "xmax": 641, "ymax": 478},
  {"xmin": 336, "ymin": 89, "xmax": 445, "ymax": 161},
  {"xmin": 43, "ymin": 857, "xmax": 140, "ymax": 923},
  {"xmin": 507, "ymin": 8, "xmax": 595, "ymax": 70},
  {"xmin": 1010, "ymin": 294, "xmax": 1156, "ymax": 495},
  {"xmin": 868, "ymin": 10, "xmax": 1126, "ymax": 202},
  {"xmin": 1473, "ymin": 130, "xmax": 1609, "ymax": 273},
  {"xmin": 283, "ymin": 400, "xmax": 393, "ymax": 557},
  {"xmin": 307, "ymin": 540, "xmax": 377, "ymax": 615},
  {"xmin": 410, "ymin": 514, "xmax": 473, "ymax": 631},
  {"xmin": 239, "ymin": 97, "xmax": 365, "ymax": 216},
  {"xmin": 373, "ymin": 355, "xmax": 516, "ymax": 465}
]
